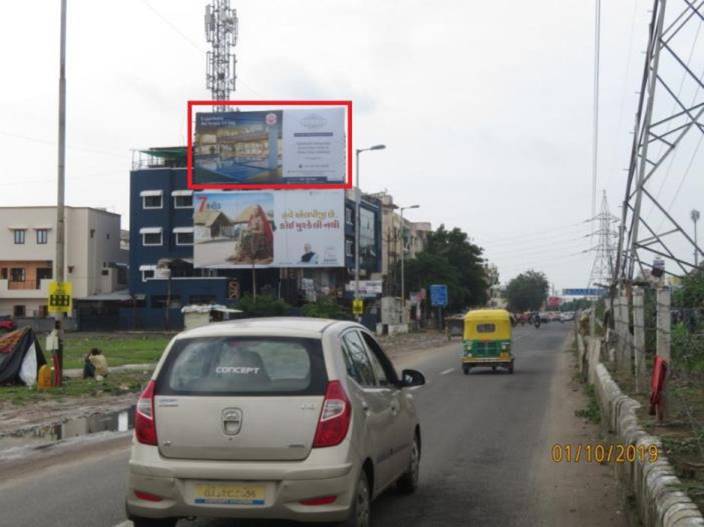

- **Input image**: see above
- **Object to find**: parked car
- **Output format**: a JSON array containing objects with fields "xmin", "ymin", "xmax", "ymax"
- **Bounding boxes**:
[
  {"xmin": 0, "ymin": 317, "xmax": 16, "ymax": 333},
  {"xmin": 126, "ymin": 317, "xmax": 426, "ymax": 527}
]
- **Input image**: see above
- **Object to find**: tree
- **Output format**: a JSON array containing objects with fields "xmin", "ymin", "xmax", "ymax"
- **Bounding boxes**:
[
  {"xmin": 398, "ymin": 225, "xmax": 489, "ymax": 312},
  {"xmin": 505, "ymin": 270, "xmax": 549, "ymax": 312}
]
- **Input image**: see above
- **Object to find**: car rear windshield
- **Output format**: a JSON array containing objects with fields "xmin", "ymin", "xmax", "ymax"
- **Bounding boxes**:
[{"xmin": 156, "ymin": 336, "xmax": 327, "ymax": 396}]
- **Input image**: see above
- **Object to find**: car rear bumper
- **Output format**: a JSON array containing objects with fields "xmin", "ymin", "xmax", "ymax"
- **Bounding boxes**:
[{"xmin": 126, "ymin": 442, "xmax": 357, "ymax": 523}]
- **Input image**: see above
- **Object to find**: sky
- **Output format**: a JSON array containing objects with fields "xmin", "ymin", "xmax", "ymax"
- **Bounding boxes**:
[{"xmin": 0, "ymin": 0, "xmax": 701, "ymax": 291}]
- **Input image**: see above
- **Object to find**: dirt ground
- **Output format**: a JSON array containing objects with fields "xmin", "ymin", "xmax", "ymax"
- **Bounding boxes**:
[{"xmin": 533, "ymin": 336, "xmax": 630, "ymax": 527}]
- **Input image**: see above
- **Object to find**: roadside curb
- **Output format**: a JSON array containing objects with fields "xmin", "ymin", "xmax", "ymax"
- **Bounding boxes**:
[{"xmin": 578, "ymin": 333, "xmax": 704, "ymax": 527}]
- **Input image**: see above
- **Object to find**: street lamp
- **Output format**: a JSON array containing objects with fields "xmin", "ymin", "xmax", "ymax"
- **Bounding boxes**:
[
  {"xmin": 400, "ymin": 204, "xmax": 420, "ymax": 323},
  {"xmin": 354, "ymin": 145, "xmax": 386, "ymax": 314},
  {"xmin": 692, "ymin": 209, "xmax": 701, "ymax": 267}
]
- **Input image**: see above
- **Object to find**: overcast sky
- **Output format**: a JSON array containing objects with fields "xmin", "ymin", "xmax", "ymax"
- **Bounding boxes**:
[{"xmin": 0, "ymin": 0, "xmax": 700, "ymax": 291}]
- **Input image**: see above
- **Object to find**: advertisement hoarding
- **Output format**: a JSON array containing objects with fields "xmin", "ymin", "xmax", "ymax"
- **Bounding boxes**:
[
  {"xmin": 193, "ymin": 108, "xmax": 345, "ymax": 187},
  {"xmin": 194, "ymin": 190, "xmax": 345, "ymax": 269},
  {"xmin": 547, "ymin": 296, "xmax": 561, "ymax": 308},
  {"xmin": 345, "ymin": 280, "xmax": 383, "ymax": 297}
]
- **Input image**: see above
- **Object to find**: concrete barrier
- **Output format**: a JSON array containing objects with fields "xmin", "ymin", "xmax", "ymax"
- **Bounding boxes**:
[{"xmin": 583, "ymin": 335, "xmax": 704, "ymax": 527}]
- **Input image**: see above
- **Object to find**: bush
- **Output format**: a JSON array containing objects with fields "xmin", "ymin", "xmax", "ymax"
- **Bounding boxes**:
[
  {"xmin": 235, "ymin": 294, "xmax": 290, "ymax": 317},
  {"xmin": 672, "ymin": 323, "xmax": 704, "ymax": 373},
  {"xmin": 301, "ymin": 296, "xmax": 352, "ymax": 320}
]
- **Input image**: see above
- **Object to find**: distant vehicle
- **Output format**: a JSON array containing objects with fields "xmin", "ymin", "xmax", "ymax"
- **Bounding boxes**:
[
  {"xmin": 0, "ymin": 317, "xmax": 16, "ymax": 333},
  {"xmin": 462, "ymin": 309, "xmax": 514, "ymax": 374},
  {"xmin": 539, "ymin": 312, "xmax": 551, "ymax": 323},
  {"xmin": 547, "ymin": 312, "xmax": 561, "ymax": 323},
  {"xmin": 560, "ymin": 311, "xmax": 575, "ymax": 322},
  {"xmin": 126, "ymin": 317, "xmax": 426, "ymax": 527}
]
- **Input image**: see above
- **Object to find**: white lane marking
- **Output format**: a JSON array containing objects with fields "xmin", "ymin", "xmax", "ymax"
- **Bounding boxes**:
[
  {"xmin": 113, "ymin": 522, "xmax": 133, "ymax": 527},
  {"xmin": 440, "ymin": 368, "xmax": 455, "ymax": 375}
]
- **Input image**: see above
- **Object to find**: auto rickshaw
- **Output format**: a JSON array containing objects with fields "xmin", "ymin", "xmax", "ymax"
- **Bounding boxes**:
[{"xmin": 462, "ymin": 308, "xmax": 514, "ymax": 374}]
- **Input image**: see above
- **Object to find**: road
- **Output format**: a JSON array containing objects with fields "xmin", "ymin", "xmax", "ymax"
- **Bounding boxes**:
[{"xmin": 0, "ymin": 324, "xmax": 627, "ymax": 526}]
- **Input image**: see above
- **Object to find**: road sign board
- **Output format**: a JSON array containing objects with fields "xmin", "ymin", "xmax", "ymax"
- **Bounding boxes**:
[
  {"xmin": 429, "ymin": 284, "xmax": 448, "ymax": 307},
  {"xmin": 352, "ymin": 298, "xmax": 364, "ymax": 315},
  {"xmin": 48, "ymin": 281, "xmax": 73, "ymax": 314},
  {"xmin": 561, "ymin": 288, "xmax": 605, "ymax": 296}
]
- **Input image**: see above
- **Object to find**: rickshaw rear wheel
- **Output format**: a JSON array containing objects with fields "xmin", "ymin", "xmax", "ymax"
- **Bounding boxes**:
[{"xmin": 462, "ymin": 365, "xmax": 470, "ymax": 375}]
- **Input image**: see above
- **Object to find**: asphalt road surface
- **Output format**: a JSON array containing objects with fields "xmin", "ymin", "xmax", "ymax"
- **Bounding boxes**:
[{"xmin": 0, "ymin": 323, "xmax": 627, "ymax": 527}]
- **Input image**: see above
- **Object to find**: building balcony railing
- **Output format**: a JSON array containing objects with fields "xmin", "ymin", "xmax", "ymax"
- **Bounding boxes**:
[{"xmin": 0, "ymin": 279, "xmax": 51, "ymax": 298}]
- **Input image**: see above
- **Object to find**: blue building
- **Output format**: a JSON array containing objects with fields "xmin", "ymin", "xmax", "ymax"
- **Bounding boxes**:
[{"xmin": 126, "ymin": 147, "xmax": 381, "ymax": 329}]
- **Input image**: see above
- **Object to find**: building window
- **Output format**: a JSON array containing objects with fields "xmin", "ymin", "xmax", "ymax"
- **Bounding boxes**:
[
  {"xmin": 173, "ymin": 194, "xmax": 193, "ymax": 209},
  {"xmin": 175, "ymin": 231, "xmax": 194, "ymax": 246},
  {"xmin": 346, "ymin": 239, "xmax": 353, "ymax": 257},
  {"xmin": 140, "ymin": 264, "xmax": 156, "ymax": 282},
  {"xmin": 345, "ymin": 207, "xmax": 353, "ymax": 225},
  {"xmin": 36, "ymin": 229, "xmax": 48, "ymax": 244},
  {"xmin": 13, "ymin": 305, "xmax": 25, "ymax": 317},
  {"xmin": 141, "ymin": 190, "xmax": 163, "ymax": 209},
  {"xmin": 10, "ymin": 268, "xmax": 25, "ymax": 282},
  {"xmin": 13, "ymin": 229, "xmax": 25, "ymax": 244},
  {"xmin": 0, "ymin": 268, "xmax": 6, "ymax": 280},
  {"xmin": 140, "ymin": 228, "xmax": 163, "ymax": 246}
]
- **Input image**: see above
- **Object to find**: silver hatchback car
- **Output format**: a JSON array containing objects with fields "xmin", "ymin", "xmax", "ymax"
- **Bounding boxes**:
[{"xmin": 126, "ymin": 317, "xmax": 425, "ymax": 527}]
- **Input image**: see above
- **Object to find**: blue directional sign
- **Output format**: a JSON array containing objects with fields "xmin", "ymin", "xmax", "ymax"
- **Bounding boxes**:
[
  {"xmin": 562, "ymin": 288, "xmax": 606, "ymax": 296},
  {"xmin": 429, "ymin": 284, "xmax": 448, "ymax": 307}
]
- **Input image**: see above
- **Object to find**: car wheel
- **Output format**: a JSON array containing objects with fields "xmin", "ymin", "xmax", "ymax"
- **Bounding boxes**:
[
  {"xmin": 339, "ymin": 470, "xmax": 371, "ymax": 527},
  {"xmin": 130, "ymin": 516, "xmax": 177, "ymax": 527},
  {"xmin": 397, "ymin": 436, "xmax": 420, "ymax": 494}
]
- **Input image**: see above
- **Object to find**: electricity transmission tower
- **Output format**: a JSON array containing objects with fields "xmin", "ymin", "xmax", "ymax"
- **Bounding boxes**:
[
  {"xmin": 205, "ymin": 0, "xmax": 238, "ymax": 110},
  {"xmin": 589, "ymin": 191, "xmax": 619, "ymax": 288},
  {"xmin": 615, "ymin": 0, "xmax": 704, "ymax": 283}
]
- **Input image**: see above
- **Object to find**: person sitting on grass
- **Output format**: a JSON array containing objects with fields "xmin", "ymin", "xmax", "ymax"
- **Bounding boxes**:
[{"xmin": 83, "ymin": 348, "xmax": 109, "ymax": 380}]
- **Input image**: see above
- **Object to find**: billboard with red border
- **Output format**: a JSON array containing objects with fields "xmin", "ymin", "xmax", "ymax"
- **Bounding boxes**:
[{"xmin": 187, "ymin": 100, "xmax": 352, "ymax": 190}]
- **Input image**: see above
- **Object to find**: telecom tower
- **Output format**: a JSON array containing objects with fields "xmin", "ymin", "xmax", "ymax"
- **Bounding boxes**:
[
  {"xmin": 615, "ymin": 0, "xmax": 704, "ymax": 282},
  {"xmin": 588, "ymin": 191, "xmax": 618, "ymax": 288},
  {"xmin": 205, "ymin": 0, "xmax": 238, "ymax": 110}
]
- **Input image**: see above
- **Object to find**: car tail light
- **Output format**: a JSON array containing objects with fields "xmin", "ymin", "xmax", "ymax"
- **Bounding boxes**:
[
  {"xmin": 134, "ymin": 490, "xmax": 163, "ymax": 502},
  {"xmin": 135, "ymin": 380, "xmax": 158, "ymax": 446},
  {"xmin": 300, "ymin": 495, "xmax": 337, "ymax": 506},
  {"xmin": 312, "ymin": 380, "xmax": 351, "ymax": 448}
]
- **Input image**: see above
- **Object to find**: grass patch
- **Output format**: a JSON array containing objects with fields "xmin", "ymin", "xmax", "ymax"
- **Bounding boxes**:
[
  {"xmin": 0, "ymin": 370, "xmax": 150, "ymax": 406},
  {"xmin": 60, "ymin": 333, "xmax": 173, "ymax": 369},
  {"xmin": 575, "ymin": 384, "xmax": 601, "ymax": 424}
]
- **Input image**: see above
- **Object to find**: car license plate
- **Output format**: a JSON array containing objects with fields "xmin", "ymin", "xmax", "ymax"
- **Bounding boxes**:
[{"xmin": 193, "ymin": 483, "xmax": 266, "ymax": 506}]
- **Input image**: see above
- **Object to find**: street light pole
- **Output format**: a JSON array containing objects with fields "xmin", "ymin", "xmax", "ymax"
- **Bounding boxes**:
[
  {"xmin": 692, "ymin": 209, "xmax": 701, "ymax": 268},
  {"xmin": 354, "ymin": 145, "xmax": 385, "ymax": 316},
  {"xmin": 399, "ymin": 204, "xmax": 420, "ymax": 324}
]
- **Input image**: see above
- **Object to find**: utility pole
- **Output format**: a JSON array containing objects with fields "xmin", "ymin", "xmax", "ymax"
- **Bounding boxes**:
[
  {"xmin": 354, "ymin": 145, "xmax": 385, "ymax": 318},
  {"xmin": 400, "ymin": 204, "xmax": 420, "ymax": 324},
  {"xmin": 53, "ymin": 0, "xmax": 68, "ymax": 385}
]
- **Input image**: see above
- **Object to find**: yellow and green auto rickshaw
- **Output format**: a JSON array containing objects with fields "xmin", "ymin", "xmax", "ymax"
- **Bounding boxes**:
[{"xmin": 462, "ymin": 308, "xmax": 514, "ymax": 375}]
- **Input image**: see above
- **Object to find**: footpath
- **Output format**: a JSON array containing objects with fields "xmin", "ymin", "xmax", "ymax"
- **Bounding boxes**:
[
  {"xmin": 577, "ymin": 326, "xmax": 704, "ymax": 527},
  {"xmin": 0, "ymin": 330, "xmax": 450, "ymax": 453}
]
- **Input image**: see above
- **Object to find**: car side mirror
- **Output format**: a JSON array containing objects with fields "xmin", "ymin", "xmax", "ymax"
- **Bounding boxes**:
[{"xmin": 400, "ymin": 369, "xmax": 425, "ymax": 388}]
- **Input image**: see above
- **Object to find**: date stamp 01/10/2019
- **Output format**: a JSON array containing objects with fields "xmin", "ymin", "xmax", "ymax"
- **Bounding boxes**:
[{"xmin": 551, "ymin": 443, "xmax": 660, "ymax": 464}]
